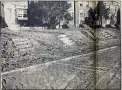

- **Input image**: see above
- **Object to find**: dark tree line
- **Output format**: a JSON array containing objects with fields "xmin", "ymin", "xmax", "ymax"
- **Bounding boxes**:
[
  {"xmin": 88, "ymin": 1, "xmax": 120, "ymax": 29},
  {"xmin": 27, "ymin": 1, "xmax": 73, "ymax": 29},
  {"xmin": 88, "ymin": 1, "xmax": 110, "ymax": 28},
  {"xmin": 115, "ymin": 8, "xmax": 120, "ymax": 29},
  {"xmin": 0, "ymin": 16, "xmax": 7, "ymax": 28}
]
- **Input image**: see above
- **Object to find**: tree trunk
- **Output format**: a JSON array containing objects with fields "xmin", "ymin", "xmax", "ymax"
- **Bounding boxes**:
[
  {"xmin": 59, "ymin": 19, "xmax": 60, "ymax": 29},
  {"xmin": 100, "ymin": 16, "xmax": 102, "ymax": 26}
]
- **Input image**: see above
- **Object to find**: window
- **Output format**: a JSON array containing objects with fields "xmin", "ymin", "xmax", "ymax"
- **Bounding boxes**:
[
  {"xmin": 80, "ymin": 4, "xmax": 82, "ymax": 6},
  {"xmin": 23, "ymin": 9, "xmax": 27, "ymax": 14},
  {"xmin": 85, "ymin": 12, "xmax": 88, "ymax": 17},
  {"xmin": 23, "ymin": 14, "xmax": 27, "ymax": 17},
  {"xmin": 80, "ymin": 13, "xmax": 83, "ymax": 18},
  {"xmin": 18, "ymin": 14, "xmax": 22, "ymax": 17}
]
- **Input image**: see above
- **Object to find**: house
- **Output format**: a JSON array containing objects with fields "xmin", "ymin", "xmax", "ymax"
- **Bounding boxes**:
[
  {"xmin": 0, "ymin": 2, "xmax": 7, "ymax": 28},
  {"xmin": 3, "ymin": 2, "xmax": 28, "ymax": 30},
  {"xmin": 68, "ymin": 1, "xmax": 96, "ymax": 27}
]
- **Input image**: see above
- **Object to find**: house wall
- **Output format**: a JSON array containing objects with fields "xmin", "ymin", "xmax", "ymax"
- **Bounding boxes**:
[
  {"xmin": 75, "ymin": 1, "xmax": 96, "ymax": 27},
  {"xmin": 104, "ymin": 1, "xmax": 120, "ymax": 25},
  {"xmin": 3, "ymin": 2, "xmax": 28, "ymax": 31},
  {"xmin": 4, "ymin": 2, "xmax": 16, "ymax": 28}
]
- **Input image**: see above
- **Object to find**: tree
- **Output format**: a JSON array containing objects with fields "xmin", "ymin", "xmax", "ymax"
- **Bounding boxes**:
[
  {"xmin": 95, "ymin": 1, "xmax": 110, "ymax": 27},
  {"xmin": 116, "ymin": 8, "xmax": 120, "ymax": 25},
  {"xmin": 104, "ymin": 8, "xmax": 110, "ymax": 20},
  {"xmin": 88, "ymin": 8, "xmax": 96, "ymax": 28},
  {"xmin": 0, "ymin": 2, "xmax": 7, "ymax": 28},
  {"xmin": 115, "ymin": 8, "xmax": 120, "ymax": 29},
  {"xmin": 27, "ymin": 1, "xmax": 43, "ymax": 26},
  {"xmin": 28, "ymin": 1, "xmax": 73, "ymax": 29}
]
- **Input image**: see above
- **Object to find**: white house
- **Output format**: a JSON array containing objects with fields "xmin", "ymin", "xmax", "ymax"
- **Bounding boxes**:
[{"xmin": 3, "ymin": 2, "xmax": 28, "ymax": 31}]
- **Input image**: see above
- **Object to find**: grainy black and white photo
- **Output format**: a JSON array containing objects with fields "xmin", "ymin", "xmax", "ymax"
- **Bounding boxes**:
[{"xmin": 0, "ymin": 0, "xmax": 121, "ymax": 89}]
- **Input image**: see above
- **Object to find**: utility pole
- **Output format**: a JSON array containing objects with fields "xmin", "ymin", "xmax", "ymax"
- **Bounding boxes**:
[
  {"xmin": 74, "ymin": 1, "xmax": 76, "ymax": 27},
  {"xmin": 27, "ymin": 1, "xmax": 30, "ymax": 26},
  {"xmin": 0, "ymin": 1, "xmax": 1, "ymax": 28},
  {"xmin": 59, "ymin": 1, "xmax": 61, "ymax": 29}
]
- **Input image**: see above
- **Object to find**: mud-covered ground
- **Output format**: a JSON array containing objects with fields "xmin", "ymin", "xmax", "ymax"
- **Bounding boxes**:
[
  {"xmin": 1, "ymin": 28, "xmax": 120, "ymax": 72},
  {"xmin": 1, "ymin": 28, "xmax": 121, "ymax": 89},
  {"xmin": 1, "ymin": 28, "xmax": 94, "ymax": 72}
]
